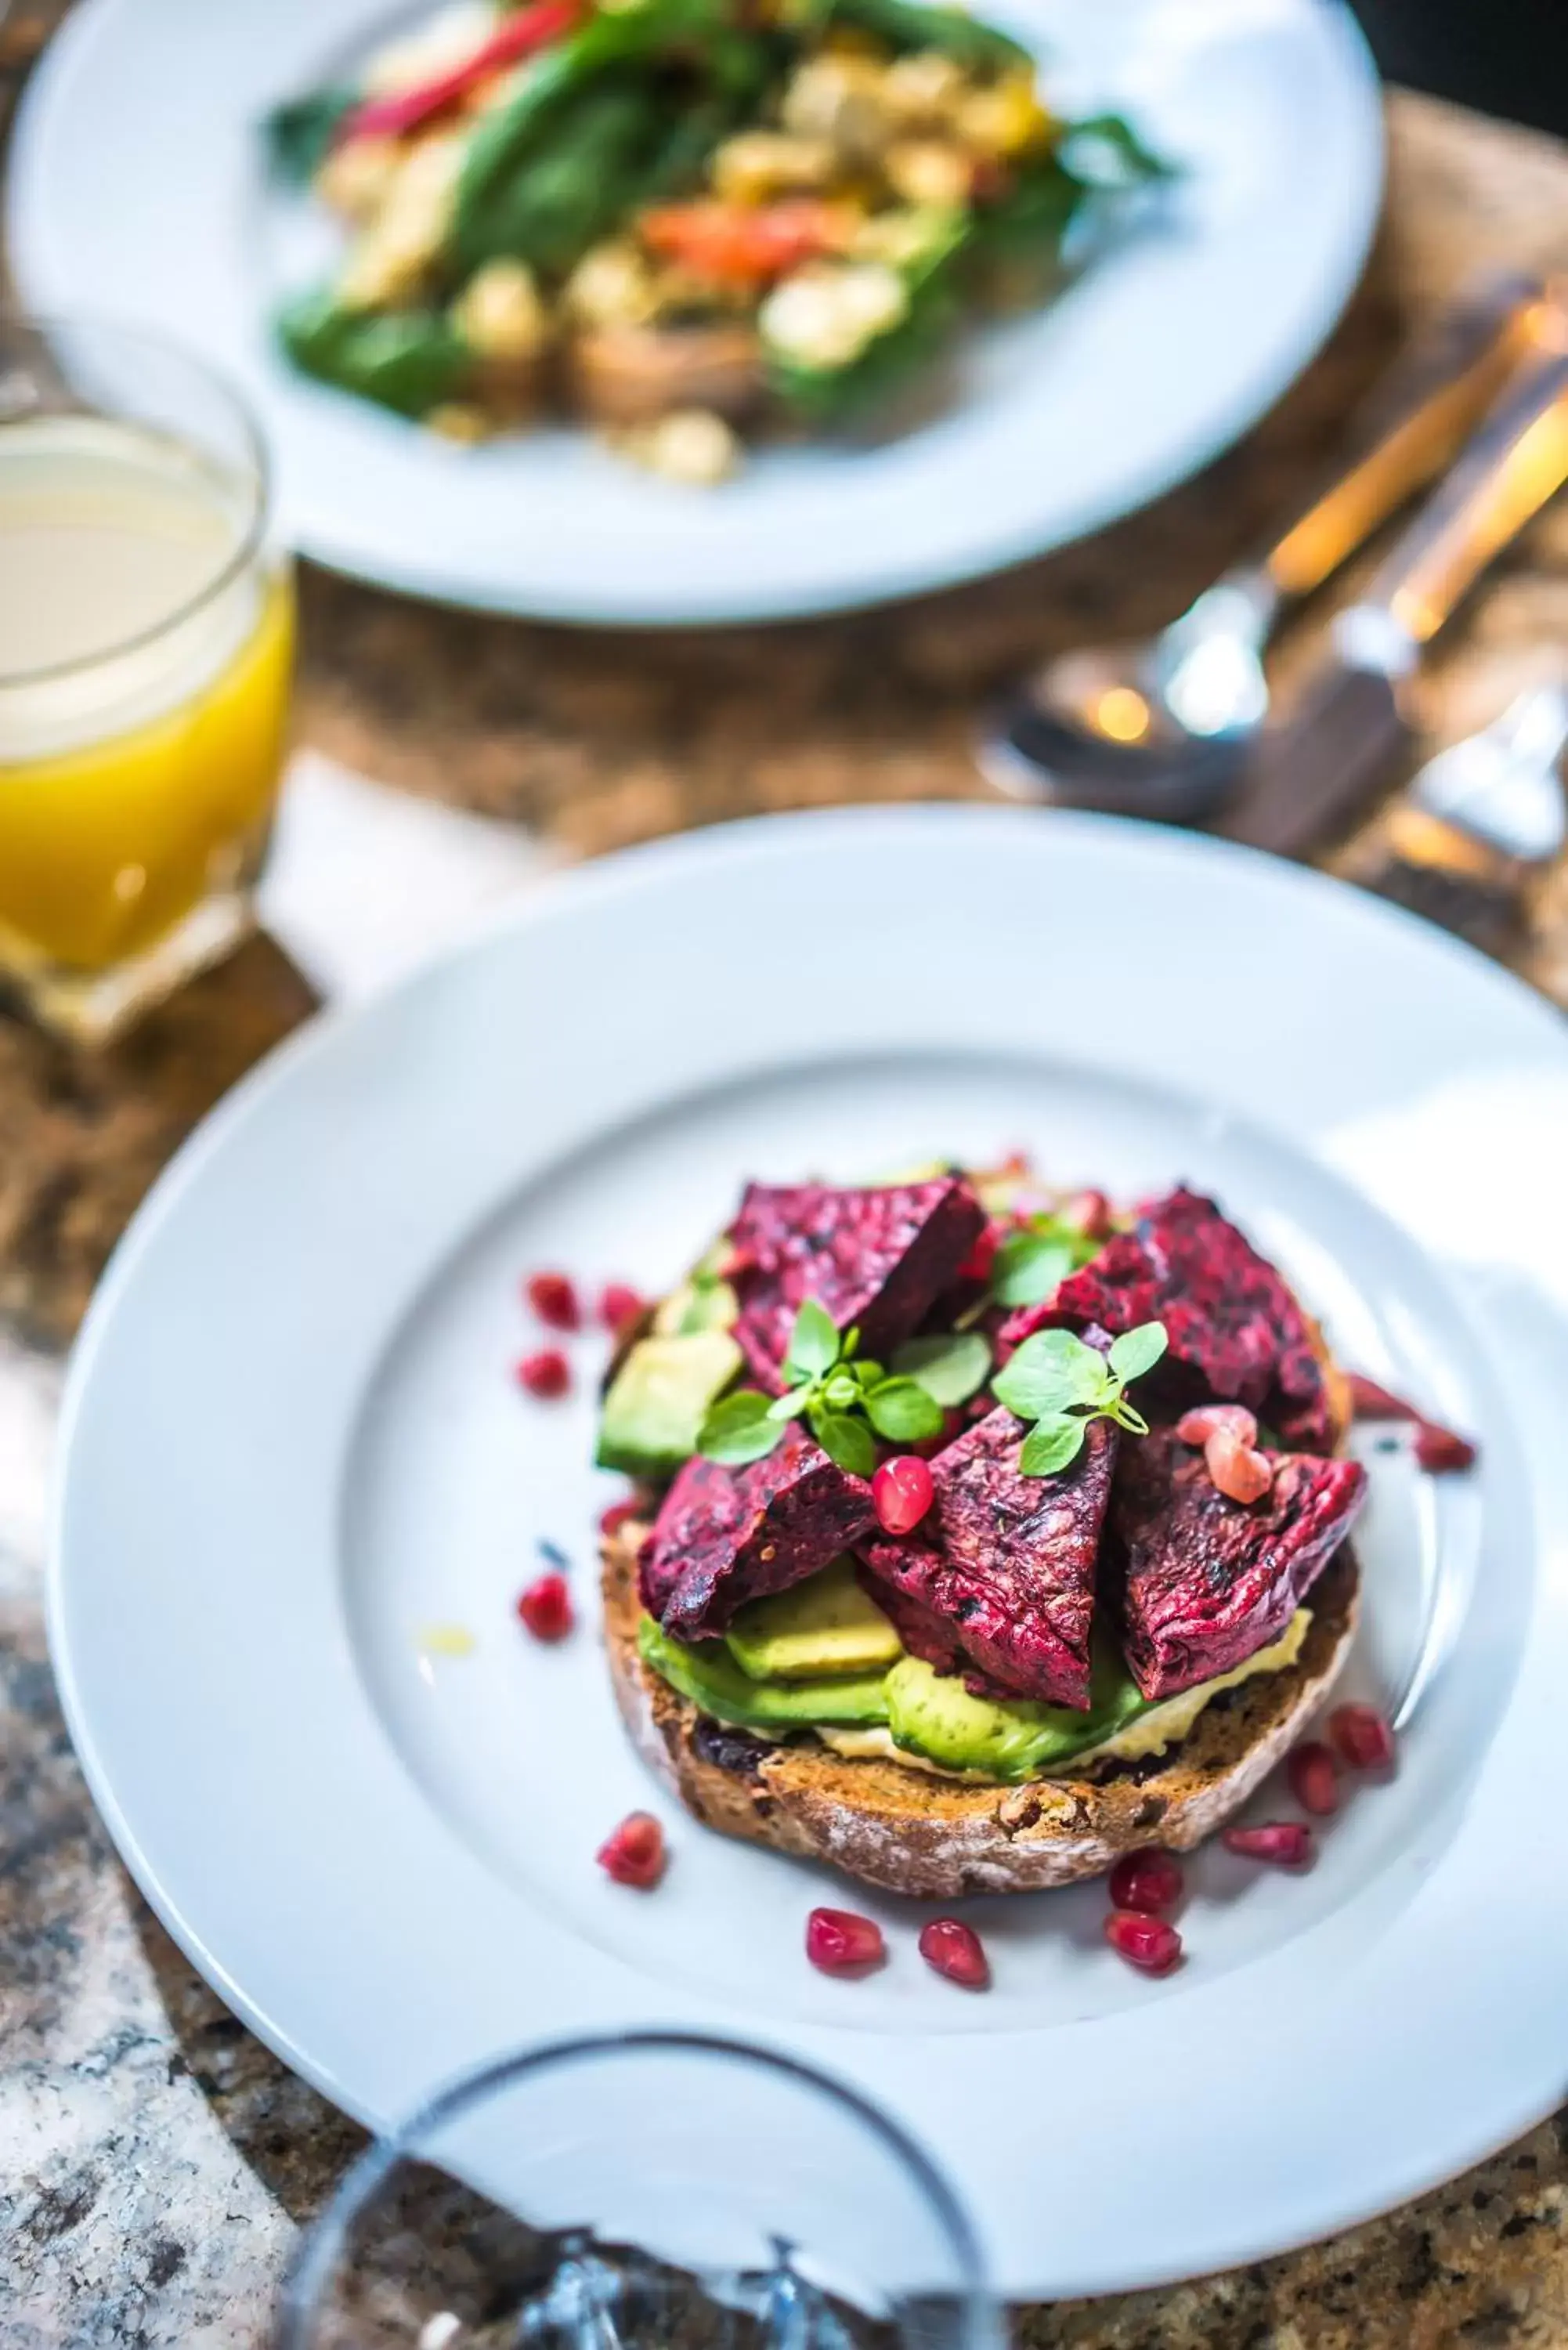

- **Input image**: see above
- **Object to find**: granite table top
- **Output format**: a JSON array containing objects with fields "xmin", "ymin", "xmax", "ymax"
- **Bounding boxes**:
[{"xmin": 5, "ymin": 45, "xmax": 1568, "ymax": 2349}]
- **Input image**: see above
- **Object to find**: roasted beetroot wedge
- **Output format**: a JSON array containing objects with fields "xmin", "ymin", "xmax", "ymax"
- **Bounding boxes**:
[
  {"xmin": 728, "ymin": 1176, "xmax": 985, "ymax": 1390},
  {"xmin": 641, "ymin": 1426, "xmax": 876, "ymax": 1640},
  {"xmin": 1003, "ymin": 1188, "xmax": 1336, "ymax": 1452},
  {"xmin": 1107, "ymin": 1428, "xmax": 1365, "ymax": 1700},
  {"xmin": 858, "ymin": 1408, "xmax": 1117, "ymax": 1708}
]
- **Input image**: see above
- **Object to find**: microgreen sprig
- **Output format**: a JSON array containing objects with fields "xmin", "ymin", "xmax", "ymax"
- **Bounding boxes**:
[
  {"xmin": 988, "ymin": 1213, "xmax": 1104, "ymax": 1310},
  {"xmin": 697, "ymin": 1303, "xmax": 992, "ymax": 1479},
  {"xmin": 992, "ymin": 1321, "xmax": 1168, "ymax": 1477}
]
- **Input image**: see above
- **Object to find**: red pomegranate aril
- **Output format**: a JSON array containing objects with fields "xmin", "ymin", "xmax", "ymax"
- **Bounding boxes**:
[
  {"xmin": 517, "ymin": 1348, "xmax": 571, "ymax": 1399},
  {"xmin": 919, "ymin": 1918, "xmax": 990, "ymax": 1989},
  {"xmin": 516, "ymin": 1571, "xmax": 574, "ymax": 1641},
  {"xmin": 598, "ymin": 1282, "xmax": 645, "ymax": 1335},
  {"xmin": 806, "ymin": 1907, "xmax": 887, "ymax": 1976},
  {"xmin": 599, "ymin": 1496, "xmax": 641, "ymax": 1539},
  {"xmin": 1287, "ymin": 1740, "xmax": 1340, "ymax": 1817},
  {"xmin": 526, "ymin": 1271, "xmax": 581, "ymax": 1332},
  {"xmin": 1176, "ymin": 1402, "xmax": 1259, "ymax": 1449},
  {"xmin": 1104, "ymin": 1911, "xmax": 1183, "ymax": 1976},
  {"xmin": 597, "ymin": 1811, "xmax": 666, "ymax": 1889},
  {"xmin": 1346, "ymin": 1372, "xmax": 1412, "ymax": 1421},
  {"xmin": 1107, "ymin": 1847, "xmax": 1183, "ymax": 1915},
  {"xmin": 873, "ymin": 1454, "xmax": 935, "ymax": 1535},
  {"xmin": 1061, "ymin": 1188, "xmax": 1112, "ymax": 1240},
  {"xmin": 1223, "ymin": 1821, "xmax": 1315, "ymax": 1868},
  {"xmin": 1328, "ymin": 1703, "xmax": 1396, "ymax": 1773},
  {"xmin": 1205, "ymin": 1426, "xmax": 1274, "ymax": 1505},
  {"xmin": 1414, "ymin": 1421, "xmax": 1477, "ymax": 1473}
]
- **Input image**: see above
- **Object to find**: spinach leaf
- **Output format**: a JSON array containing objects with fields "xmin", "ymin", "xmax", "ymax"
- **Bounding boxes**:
[
  {"xmin": 826, "ymin": 0, "xmax": 1029, "ymax": 72},
  {"xmin": 262, "ymin": 87, "xmax": 359, "ymax": 187},
  {"xmin": 276, "ymin": 292, "xmax": 468, "ymax": 418}
]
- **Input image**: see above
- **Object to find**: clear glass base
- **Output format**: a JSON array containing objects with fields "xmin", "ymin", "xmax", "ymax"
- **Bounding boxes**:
[{"xmin": 0, "ymin": 884, "xmax": 258, "ymax": 1046}]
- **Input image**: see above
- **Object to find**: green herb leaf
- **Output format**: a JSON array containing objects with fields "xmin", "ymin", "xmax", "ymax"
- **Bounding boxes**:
[
  {"xmin": 991, "ymin": 1231, "xmax": 1077, "ymax": 1308},
  {"xmin": 1112, "ymin": 1400, "xmax": 1150, "ymax": 1437},
  {"xmin": 786, "ymin": 1298, "xmax": 841, "ymax": 1383},
  {"xmin": 865, "ymin": 1378, "xmax": 945, "ymax": 1444},
  {"xmin": 1107, "ymin": 1321, "xmax": 1169, "ymax": 1383},
  {"xmin": 767, "ymin": 1383, "xmax": 816, "ymax": 1422},
  {"xmin": 698, "ymin": 1390, "xmax": 785, "ymax": 1466},
  {"xmin": 822, "ymin": 1369, "xmax": 862, "ymax": 1411},
  {"xmin": 892, "ymin": 1331, "xmax": 993, "ymax": 1407},
  {"xmin": 993, "ymin": 1328, "xmax": 1109, "ymax": 1421},
  {"xmin": 811, "ymin": 1409, "xmax": 877, "ymax": 1479},
  {"xmin": 1019, "ymin": 1418, "xmax": 1087, "ymax": 1477}
]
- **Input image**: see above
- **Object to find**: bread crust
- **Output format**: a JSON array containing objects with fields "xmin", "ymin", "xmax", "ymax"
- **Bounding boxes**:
[{"xmin": 602, "ymin": 1527, "xmax": 1359, "ymax": 1899}]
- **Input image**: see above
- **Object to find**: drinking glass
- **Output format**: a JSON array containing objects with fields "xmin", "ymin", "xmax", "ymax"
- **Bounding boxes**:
[
  {"xmin": 0, "ymin": 312, "xmax": 294, "ymax": 1042},
  {"xmin": 275, "ymin": 2033, "xmax": 1002, "ymax": 2350}
]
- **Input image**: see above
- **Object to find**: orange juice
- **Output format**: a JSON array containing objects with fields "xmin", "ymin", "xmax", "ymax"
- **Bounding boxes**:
[{"xmin": 0, "ymin": 414, "xmax": 294, "ymax": 986}]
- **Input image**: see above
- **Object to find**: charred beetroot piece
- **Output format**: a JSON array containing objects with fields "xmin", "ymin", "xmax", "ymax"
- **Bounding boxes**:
[
  {"xmin": 1009, "ymin": 1188, "xmax": 1335, "ymax": 1452},
  {"xmin": 641, "ymin": 1426, "xmax": 876, "ymax": 1640},
  {"xmin": 858, "ymin": 1409, "xmax": 1118, "ymax": 1708},
  {"xmin": 851, "ymin": 1564, "xmax": 1021, "ymax": 1701},
  {"xmin": 1108, "ymin": 1428, "xmax": 1365, "ymax": 1701},
  {"xmin": 728, "ymin": 1176, "xmax": 985, "ymax": 1391}
]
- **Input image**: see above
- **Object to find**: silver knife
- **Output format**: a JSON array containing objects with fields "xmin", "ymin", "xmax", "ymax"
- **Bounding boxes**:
[{"xmin": 1225, "ymin": 306, "xmax": 1568, "ymax": 860}]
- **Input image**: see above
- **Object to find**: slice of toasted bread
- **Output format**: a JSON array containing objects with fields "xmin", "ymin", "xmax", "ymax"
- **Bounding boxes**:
[{"xmin": 602, "ymin": 1526, "xmax": 1358, "ymax": 1899}]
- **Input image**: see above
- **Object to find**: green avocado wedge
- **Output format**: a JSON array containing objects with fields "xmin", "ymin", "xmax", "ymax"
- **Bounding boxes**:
[
  {"xmin": 598, "ymin": 1330, "xmax": 742, "ymax": 1477},
  {"xmin": 726, "ymin": 1558, "xmax": 903, "ymax": 1682},
  {"xmin": 885, "ymin": 1643, "xmax": 1151, "ymax": 1783},
  {"xmin": 638, "ymin": 1614, "xmax": 891, "ymax": 1731}
]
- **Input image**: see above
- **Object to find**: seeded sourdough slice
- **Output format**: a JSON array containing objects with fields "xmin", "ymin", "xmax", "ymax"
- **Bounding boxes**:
[{"xmin": 602, "ymin": 1524, "xmax": 1359, "ymax": 1900}]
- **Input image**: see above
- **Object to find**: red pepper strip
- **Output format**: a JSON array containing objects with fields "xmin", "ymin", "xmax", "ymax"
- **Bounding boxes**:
[
  {"xmin": 638, "ymin": 199, "xmax": 853, "ymax": 289},
  {"xmin": 336, "ymin": 0, "xmax": 580, "ymax": 146},
  {"xmin": 1347, "ymin": 1373, "xmax": 1476, "ymax": 1473}
]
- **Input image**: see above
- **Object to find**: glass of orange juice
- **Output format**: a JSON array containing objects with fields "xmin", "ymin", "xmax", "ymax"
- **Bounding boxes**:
[{"xmin": 0, "ymin": 313, "xmax": 294, "ymax": 1042}]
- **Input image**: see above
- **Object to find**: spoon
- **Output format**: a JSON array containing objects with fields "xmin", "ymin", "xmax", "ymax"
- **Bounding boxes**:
[{"xmin": 981, "ymin": 270, "xmax": 1553, "ymax": 819}]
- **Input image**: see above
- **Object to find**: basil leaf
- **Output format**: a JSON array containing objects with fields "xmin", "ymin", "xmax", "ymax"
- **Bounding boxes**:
[
  {"xmin": 822, "ymin": 1369, "xmax": 862, "ymax": 1411},
  {"xmin": 993, "ymin": 1329, "xmax": 1106, "ymax": 1420},
  {"xmin": 1112, "ymin": 1400, "xmax": 1150, "ymax": 1437},
  {"xmin": 767, "ymin": 1383, "xmax": 815, "ymax": 1422},
  {"xmin": 1107, "ymin": 1321, "xmax": 1169, "ymax": 1383},
  {"xmin": 699, "ymin": 1392, "xmax": 786, "ymax": 1465},
  {"xmin": 892, "ymin": 1331, "xmax": 992, "ymax": 1407},
  {"xmin": 786, "ymin": 1297, "xmax": 840, "ymax": 1382},
  {"xmin": 811, "ymin": 1409, "xmax": 878, "ymax": 1479},
  {"xmin": 991, "ymin": 1231, "xmax": 1076, "ymax": 1308},
  {"xmin": 1018, "ymin": 1417, "xmax": 1087, "ymax": 1477},
  {"xmin": 865, "ymin": 1378, "xmax": 945, "ymax": 1444}
]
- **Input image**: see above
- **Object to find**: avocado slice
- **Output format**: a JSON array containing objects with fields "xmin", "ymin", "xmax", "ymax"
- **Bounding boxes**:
[
  {"xmin": 597, "ymin": 1331, "xmax": 742, "ymax": 1477},
  {"xmin": 727, "ymin": 1558, "xmax": 903, "ymax": 1682},
  {"xmin": 638, "ymin": 1614, "xmax": 891, "ymax": 1730},
  {"xmin": 885, "ymin": 1641, "xmax": 1151, "ymax": 1783}
]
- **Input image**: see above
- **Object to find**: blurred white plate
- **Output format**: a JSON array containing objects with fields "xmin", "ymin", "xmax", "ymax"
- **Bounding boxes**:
[
  {"xmin": 49, "ymin": 808, "xmax": 1568, "ymax": 2296},
  {"xmin": 8, "ymin": 0, "xmax": 1382, "ymax": 621}
]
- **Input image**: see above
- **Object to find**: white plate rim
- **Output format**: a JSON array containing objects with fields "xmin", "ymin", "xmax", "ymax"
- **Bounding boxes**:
[
  {"xmin": 5, "ymin": 0, "xmax": 1385, "ymax": 623},
  {"xmin": 48, "ymin": 807, "xmax": 1568, "ymax": 2298}
]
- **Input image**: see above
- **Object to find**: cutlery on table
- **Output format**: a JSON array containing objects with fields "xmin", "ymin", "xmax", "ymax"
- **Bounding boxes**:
[
  {"xmin": 1226, "ymin": 312, "xmax": 1568, "ymax": 859},
  {"xmin": 981, "ymin": 269, "xmax": 1551, "ymax": 817},
  {"xmin": 1353, "ymin": 674, "xmax": 1568, "ymax": 955}
]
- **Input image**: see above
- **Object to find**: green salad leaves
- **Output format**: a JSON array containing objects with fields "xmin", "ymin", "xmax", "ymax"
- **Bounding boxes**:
[{"xmin": 993, "ymin": 1321, "xmax": 1167, "ymax": 1476}]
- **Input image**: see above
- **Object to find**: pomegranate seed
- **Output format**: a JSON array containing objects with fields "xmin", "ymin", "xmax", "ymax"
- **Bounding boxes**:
[
  {"xmin": 516, "ymin": 1348, "xmax": 571, "ymax": 1399},
  {"xmin": 1414, "ymin": 1421, "xmax": 1476, "ymax": 1473},
  {"xmin": 596, "ymin": 1811, "xmax": 666, "ymax": 1889},
  {"xmin": 598, "ymin": 1282, "xmax": 645, "ymax": 1336},
  {"xmin": 516, "ymin": 1571, "xmax": 573, "ymax": 1641},
  {"xmin": 873, "ymin": 1455, "xmax": 935, "ymax": 1535},
  {"xmin": 1223, "ymin": 1822, "xmax": 1315, "ymax": 1867},
  {"xmin": 805, "ymin": 1907, "xmax": 887, "ymax": 1976},
  {"xmin": 919, "ymin": 1918, "xmax": 990, "ymax": 1989},
  {"xmin": 1107, "ymin": 1847, "xmax": 1183, "ymax": 1914},
  {"xmin": 599, "ymin": 1496, "xmax": 641, "ymax": 1539},
  {"xmin": 1287, "ymin": 1740, "xmax": 1340, "ymax": 1817},
  {"xmin": 526, "ymin": 1272, "xmax": 580, "ymax": 1332},
  {"xmin": 1346, "ymin": 1372, "xmax": 1412, "ymax": 1421},
  {"xmin": 1328, "ymin": 1703, "xmax": 1396, "ymax": 1773},
  {"xmin": 1176, "ymin": 1402, "xmax": 1259, "ymax": 1448},
  {"xmin": 1061, "ymin": 1188, "xmax": 1112, "ymax": 1240},
  {"xmin": 1205, "ymin": 1426, "xmax": 1274, "ymax": 1505},
  {"xmin": 1104, "ymin": 1911, "xmax": 1183, "ymax": 1976},
  {"xmin": 957, "ymin": 1221, "xmax": 1003, "ymax": 1283}
]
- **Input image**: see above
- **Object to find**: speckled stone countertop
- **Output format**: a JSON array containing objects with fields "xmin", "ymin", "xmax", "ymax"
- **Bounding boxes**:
[{"xmin": 5, "ymin": 48, "xmax": 1568, "ymax": 2347}]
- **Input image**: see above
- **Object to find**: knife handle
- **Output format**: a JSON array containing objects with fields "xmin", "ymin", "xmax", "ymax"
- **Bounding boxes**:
[
  {"xmin": 1353, "ymin": 323, "xmax": 1568, "ymax": 653},
  {"xmin": 1262, "ymin": 269, "xmax": 1550, "ymax": 602}
]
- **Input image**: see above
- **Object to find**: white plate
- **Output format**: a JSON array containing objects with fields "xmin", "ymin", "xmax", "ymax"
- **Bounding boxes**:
[
  {"xmin": 7, "ymin": 0, "xmax": 1382, "ymax": 622},
  {"xmin": 51, "ymin": 810, "xmax": 1568, "ymax": 2298}
]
